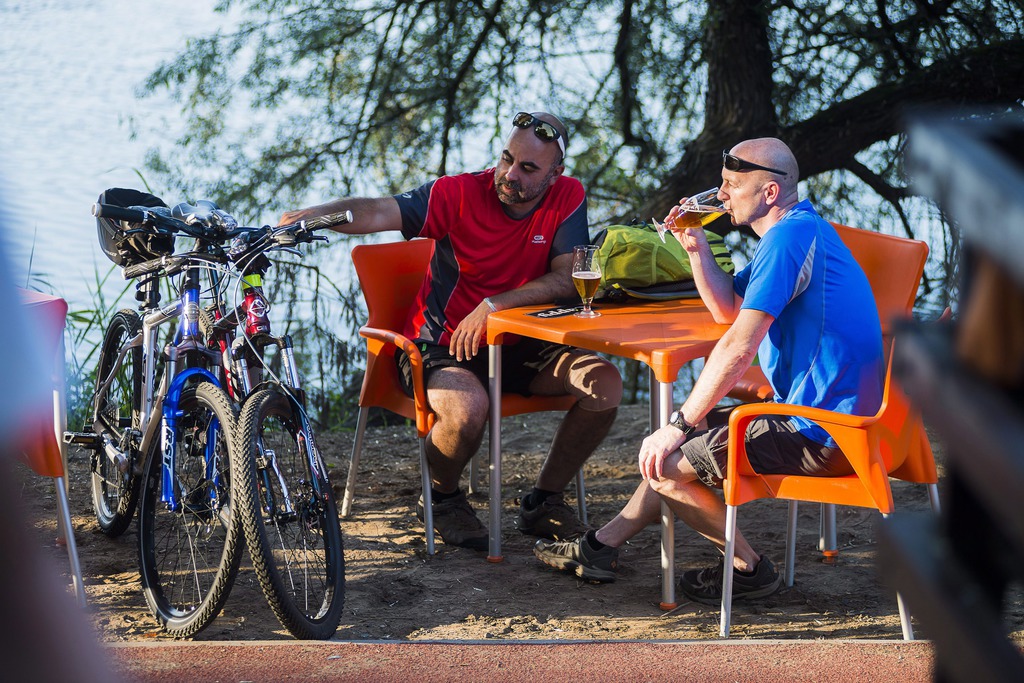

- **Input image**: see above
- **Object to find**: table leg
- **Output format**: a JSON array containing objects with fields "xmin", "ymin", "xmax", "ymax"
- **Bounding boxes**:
[
  {"xmin": 487, "ymin": 343, "xmax": 503, "ymax": 563},
  {"xmin": 653, "ymin": 370, "xmax": 677, "ymax": 610}
]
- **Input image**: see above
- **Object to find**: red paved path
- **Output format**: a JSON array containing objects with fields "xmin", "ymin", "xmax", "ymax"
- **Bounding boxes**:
[{"xmin": 107, "ymin": 639, "xmax": 934, "ymax": 682}]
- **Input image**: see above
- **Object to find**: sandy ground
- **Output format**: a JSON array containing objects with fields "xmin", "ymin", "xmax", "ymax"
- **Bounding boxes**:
[{"xmin": 18, "ymin": 403, "xmax": 1024, "ymax": 643}]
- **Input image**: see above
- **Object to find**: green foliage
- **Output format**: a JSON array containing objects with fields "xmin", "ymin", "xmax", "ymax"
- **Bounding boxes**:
[
  {"xmin": 138, "ymin": 1, "xmax": 1024, "ymax": 227},
  {"xmin": 34, "ymin": 263, "xmax": 131, "ymax": 431}
]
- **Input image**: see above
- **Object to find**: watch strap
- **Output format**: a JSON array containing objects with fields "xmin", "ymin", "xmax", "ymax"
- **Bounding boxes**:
[{"xmin": 670, "ymin": 410, "xmax": 696, "ymax": 435}]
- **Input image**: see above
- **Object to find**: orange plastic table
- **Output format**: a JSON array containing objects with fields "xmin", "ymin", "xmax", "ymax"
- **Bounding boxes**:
[{"xmin": 486, "ymin": 298, "xmax": 730, "ymax": 608}]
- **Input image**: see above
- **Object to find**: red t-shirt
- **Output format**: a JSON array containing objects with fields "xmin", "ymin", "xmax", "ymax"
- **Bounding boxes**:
[{"xmin": 394, "ymin": 169, "xmax": 588, "ymax": 345}]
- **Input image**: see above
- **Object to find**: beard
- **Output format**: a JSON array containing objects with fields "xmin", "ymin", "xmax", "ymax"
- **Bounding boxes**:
[{"xmin": 495, "ymin": 167, "xmax": 557, "ymax": 206}]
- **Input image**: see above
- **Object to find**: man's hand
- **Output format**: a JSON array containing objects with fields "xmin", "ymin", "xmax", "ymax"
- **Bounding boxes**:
[
  {"xmin": 279, "ymin": 208, "xmax": 320, "ymax": 226},
  {"xmin": 662, "ymin": 204, "xmax": 712, "ymax": 254},
  {"xmin": 637, "ymin": 423, "xmax": 688, "ymax": 480},
  {"xmin": 448, "ymin": 301, "xmax": 491, "ymax": 361},
  {"xmin": 671, "ymin": 225, "xmax": 711, "ymax": 254}
]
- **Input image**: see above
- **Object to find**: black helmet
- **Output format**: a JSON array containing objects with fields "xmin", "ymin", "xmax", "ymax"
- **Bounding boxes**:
[{"xmin": 96, "ymin": 188, "xmax": 175, "ymax": 266}]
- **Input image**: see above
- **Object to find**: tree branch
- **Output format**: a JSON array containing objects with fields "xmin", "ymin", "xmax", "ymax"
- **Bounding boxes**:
[{"xmin": 632, "ymin": 38, "xmax": 1024, "ymax": 226}]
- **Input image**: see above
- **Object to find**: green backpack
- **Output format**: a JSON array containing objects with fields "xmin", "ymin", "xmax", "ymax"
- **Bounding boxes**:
[{"xmin": 593, "ymin": 221, "xmax": 735, "ymax": 301}]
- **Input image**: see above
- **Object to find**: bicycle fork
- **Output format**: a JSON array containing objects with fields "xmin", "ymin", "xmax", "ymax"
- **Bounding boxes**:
[{"xmin": 237, "ymin": 334, "xmax": 327, "ymax": 521}]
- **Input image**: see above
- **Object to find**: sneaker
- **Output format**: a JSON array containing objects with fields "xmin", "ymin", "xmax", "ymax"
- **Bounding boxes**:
[
  {"xmin": 533, "ymin": 535, "xmax": 618, "ymax": 583},
  {"xmin": 680, "ymin": 554, "xmax": 782, "ymax": 605},
  {"xmin": 518, "ymin": 493, "xmax": 591, "ymax": 540},
  {"xmin": 416, "ymin": 490, "xmax": 488, "ymax": 551}
]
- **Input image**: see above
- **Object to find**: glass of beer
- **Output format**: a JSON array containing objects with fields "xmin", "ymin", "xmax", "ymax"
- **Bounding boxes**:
[
  {"xmin": 571, "ymin": 245, "xmax": 602, "ymax": 318},
  {"xmin": 652, "ymin": 187, "xmax": 726, "ymax": 242}
]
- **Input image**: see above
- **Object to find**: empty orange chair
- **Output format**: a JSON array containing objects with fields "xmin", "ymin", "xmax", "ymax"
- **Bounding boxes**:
[
  {"xmin": 15, "ymin": 289, "xmax": 85, "ymax": 607},
  {"xmin": 714, "ymin": 227, "xmax": 937, "ymax": 639},
  {"xmin": 342, "ymin": 239, "xmax": 579, "ymax": 554}
]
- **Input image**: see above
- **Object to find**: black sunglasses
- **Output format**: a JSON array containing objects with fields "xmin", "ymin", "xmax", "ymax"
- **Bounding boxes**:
[
  {"xmin": 512, "ymin": 112, "xmax": 566, "ymax": 157},
  {"xmin": 722, "ymin": 151, "xmax": 788, "ymax": 177}
]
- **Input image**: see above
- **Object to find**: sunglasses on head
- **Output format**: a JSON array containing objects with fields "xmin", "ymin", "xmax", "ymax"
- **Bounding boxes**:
[
  {"xmin": 722, "ymin": 151, "xmax": 788, "ymax": 177},
  {"xmin": 512, "ymin": 112, "xmax": 567, "ymax": 157}
]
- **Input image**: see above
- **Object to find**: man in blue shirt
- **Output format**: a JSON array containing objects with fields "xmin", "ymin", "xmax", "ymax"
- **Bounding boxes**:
[{"xmin": 535, "ymin": 138, "xmax": 883, "ymax": 603}]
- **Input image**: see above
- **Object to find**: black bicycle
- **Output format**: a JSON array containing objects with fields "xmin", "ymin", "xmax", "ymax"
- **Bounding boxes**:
[
  {"xmin": 216, "ymin": 214, "xmax": 351, "ymax": 639},
  {"xmin": 74, "ymin": 191, "xmax": 349, "ymax": 638}
]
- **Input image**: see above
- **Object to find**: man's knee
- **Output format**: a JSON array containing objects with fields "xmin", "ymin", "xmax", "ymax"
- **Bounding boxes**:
[
  {"xmin": 565, "ymin": 355, "xmax": 623, "ymax": 412},
  {"xmin": 649, "ymin": 474, "xmax": 705, "ymax": 504},
  {"xmin": 428, "ymin": 368, "xmax": 490, "ymax": 430}
]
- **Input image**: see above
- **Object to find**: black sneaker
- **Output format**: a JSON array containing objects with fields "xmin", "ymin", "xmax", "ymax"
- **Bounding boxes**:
[
  {"xmin": 533, "ymin": 535, "xmax": 618, "ymax": 582},
  {"xmin": 416, "ymin": 490, "xmax": 488, "ymax": 551},
  {"xmin": 518, "ymin": 493, "xmax": 591, "ymax": 540},
  {"xmin": 680, "ymin": 554, "xmax": 782, "ymax": 605}
]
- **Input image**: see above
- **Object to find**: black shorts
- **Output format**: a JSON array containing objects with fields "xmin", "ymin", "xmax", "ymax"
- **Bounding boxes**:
[
  {"xmin": 395, "ymin": 338, "xmax": 572, "ymax": 397},
  {"xmin": 681, "ymin": 416, "xmax": 854, "ymax": 489}
]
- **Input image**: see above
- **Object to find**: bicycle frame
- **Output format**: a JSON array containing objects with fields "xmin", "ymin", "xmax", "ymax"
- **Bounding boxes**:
[{"xmin": 92, "ymin": 259, "xmax": 229, "ymax": 513}]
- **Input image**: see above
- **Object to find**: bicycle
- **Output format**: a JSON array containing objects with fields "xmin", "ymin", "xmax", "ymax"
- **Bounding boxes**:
[
  {"xmin": 72, "ymin": 190, "xmax": 351, "ymax": 637},
  {"xmin": 70, "ymin": 189, "xmax": 245, "ymax": 636},
  {"xmin": 201, "ymin": 211, "xmax": 352, "ymax": 639}
]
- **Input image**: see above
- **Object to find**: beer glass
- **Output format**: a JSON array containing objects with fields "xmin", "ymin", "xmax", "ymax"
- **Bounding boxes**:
[
  {"xmin": 652, "ymin": 187, "xmax": 726, "ymax": 242},
  {"xmin": 571, "ymin": 245, "xmax": 602, "ymax": 318}
]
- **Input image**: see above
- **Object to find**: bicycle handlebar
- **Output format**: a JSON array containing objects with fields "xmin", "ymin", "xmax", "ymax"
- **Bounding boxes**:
[
  {"xmin": 92, "ymin": 202, "xmax": 148, "ymax": 223},
  {"xmin": 98, "ymin": 196, "xmax": 354, "ymax": 280},
  {"xmin": 296, "ymin": 210, "xmax": 354, "ymax": 233},
  {"xmin": 93, "ymin": 202, "xmax": 196, "ymax": 236},
  {"xmin": 227, "ymin": 210, "xmax": 353, "ymax": 268},
  {"xmin": 121, "ymin": 250, "xmax": 229, "ymax": 281}
]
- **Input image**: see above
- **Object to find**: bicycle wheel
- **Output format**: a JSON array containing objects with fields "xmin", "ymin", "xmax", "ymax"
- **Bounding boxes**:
[
  {"xmin": 137, "ymin": 381, "xmax": 243, "ymax": 637},
  {"xmin": 235, "ymin": 389, "xmax": 345, "ymax": 639},
  {"xmin": 90, "ymin": 309, "xmax": 143, "ymax": 537}
]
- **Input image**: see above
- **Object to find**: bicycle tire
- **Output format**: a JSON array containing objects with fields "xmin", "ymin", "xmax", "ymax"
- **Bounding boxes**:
[
  {"xmin": 90, "ymin": 309, "xmax": 143, "ymax": 537},
  {"xmin": 137, "ymin": 381, "xmax": 243, "ymax": 637},
  {"xmin": 235, "ymin": 389, "xmax": 345, "ymax": 639}
]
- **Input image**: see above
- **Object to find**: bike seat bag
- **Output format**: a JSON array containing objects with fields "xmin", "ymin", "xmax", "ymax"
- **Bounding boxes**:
[{"xmin": 96, "ymin": 187, "xmax": 175, "ymax": 266}]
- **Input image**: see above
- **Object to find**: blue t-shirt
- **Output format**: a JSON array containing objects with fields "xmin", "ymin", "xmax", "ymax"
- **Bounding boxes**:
[{"xmin": 733, "ymin": 200, "xmax": 883, "ymax": 446}]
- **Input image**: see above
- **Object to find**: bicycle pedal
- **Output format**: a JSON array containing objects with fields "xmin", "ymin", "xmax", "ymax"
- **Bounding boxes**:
[{"xmin": 64, "ymin": 431, "xmax": 102, "ymax": 449}]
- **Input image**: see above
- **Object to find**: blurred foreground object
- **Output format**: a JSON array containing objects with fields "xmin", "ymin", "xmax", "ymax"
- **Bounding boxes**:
[
  {"xmin": 880, "ymin": 111, "xmax": 1024, "ymax": 683},
  {"xmin": 0, "ymin": 206, "xmax": 115, "ymax": 680}
]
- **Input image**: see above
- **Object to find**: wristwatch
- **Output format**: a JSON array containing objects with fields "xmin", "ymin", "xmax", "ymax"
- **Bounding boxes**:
[{"xmin": 669, "ymin": 410, "xmax": 696, "ymax": 436}]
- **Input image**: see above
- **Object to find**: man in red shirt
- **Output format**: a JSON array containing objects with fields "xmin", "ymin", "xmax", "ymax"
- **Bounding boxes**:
[{"xmin": 281, "ymin": 112, "xmax": 622, "ymax": 550}]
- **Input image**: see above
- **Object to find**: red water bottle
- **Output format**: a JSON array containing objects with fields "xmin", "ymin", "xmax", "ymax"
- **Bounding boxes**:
[{"xmin": 242, "ymin": 275, "xmax": 271, "ymax": 336}]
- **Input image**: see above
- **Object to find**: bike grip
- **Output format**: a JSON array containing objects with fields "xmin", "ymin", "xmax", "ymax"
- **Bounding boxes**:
[
  {"xmin": 92, "ymin": 203, "xmax": 148, "ymax": 223},
  {"xmin": 305, "ymin": 210, "xmax": 354, "ymax": 230}
]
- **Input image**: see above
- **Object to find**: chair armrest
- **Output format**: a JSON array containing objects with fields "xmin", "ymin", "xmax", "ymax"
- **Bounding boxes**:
[
  {"xmin": 728, "ymin": 401, "xmax": 875, "ymax": 429},
  {"xmin": 725, "ymin": 401, "xmax": 878, "ymax": 480},
  {"xmin": 359, "ymin": 325, "xmax": 431, "ymax": 419}
]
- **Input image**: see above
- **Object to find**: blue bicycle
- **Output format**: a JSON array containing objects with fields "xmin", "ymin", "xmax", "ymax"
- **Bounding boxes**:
[{"xmin": 81, "ymin": 189, "xmax": 244, "ymax": 636}]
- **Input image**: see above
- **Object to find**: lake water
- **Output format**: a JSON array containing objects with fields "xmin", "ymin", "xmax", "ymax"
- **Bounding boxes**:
[{"xmin": 0, "ymin": 0, "xmax": 224, "ymax": 309}]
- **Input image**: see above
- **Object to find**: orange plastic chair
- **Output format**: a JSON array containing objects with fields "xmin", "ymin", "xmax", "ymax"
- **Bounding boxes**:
[
  {"xmin": 725, "ymin": 223, "xmax": 934, "ymax": 557},
  {"xmin": 342, "ymin": 239, "xmax": 579, "ymax": 554},
  {"xmin": 16, "ymin": 289, "xmax": 85, "ymax": 607},
  {"xmin": 714, "ymin": 226, "xmax": 937, "ymax": 639}
]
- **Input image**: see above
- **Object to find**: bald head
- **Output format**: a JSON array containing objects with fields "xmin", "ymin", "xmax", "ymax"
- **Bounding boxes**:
[
  {"xmin": 719, "ymin": 137, "xmax": 801, "ymax": 232},
  {"xmin": 729, "ymin": 137, "xmax": 799, "ymax": 189}
]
